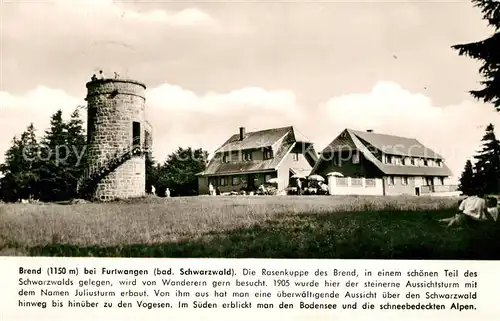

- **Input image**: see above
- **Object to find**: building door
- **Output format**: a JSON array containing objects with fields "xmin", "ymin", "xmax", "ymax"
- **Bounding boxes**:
[
  {"xmin": 415, "ymin": 187, "xmax": 420, "ymax": 196},
  {"xmin": 247, "ymin": 174, "xmax": 255, "ymax": 190}
]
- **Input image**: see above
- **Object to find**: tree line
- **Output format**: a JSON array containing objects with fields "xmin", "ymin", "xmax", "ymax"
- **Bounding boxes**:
[
  {"xmin": 0, "ymin": 108, "xmax": 208, "ymax": 202},
  {"xmin": 146, "ymin": 147, "xmax": 208, "ymax": 197},
  {"xmin": 0, "ymin": 108, "xmax": 87, "ymax": 202}
]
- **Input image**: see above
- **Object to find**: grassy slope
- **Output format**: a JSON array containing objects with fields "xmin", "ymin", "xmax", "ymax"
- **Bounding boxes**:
[{"xmin": 1, "ymin": 195, "xmax": 499, "ymax": 259}]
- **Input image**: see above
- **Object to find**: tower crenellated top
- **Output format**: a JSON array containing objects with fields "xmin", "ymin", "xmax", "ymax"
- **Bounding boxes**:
[{"xmin": 85, "ymin": 78, "xmax": 147, "ymax": 101}]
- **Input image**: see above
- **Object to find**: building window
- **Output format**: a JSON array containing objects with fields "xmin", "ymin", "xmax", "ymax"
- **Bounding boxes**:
[
  {"xmin": 394, "ymin": 156, "xmax": 402, "ymax": 165},
  {"xmin": 87, "ymin": 107, "xmax": 97, "ymax": 143},
  {"xmin": 337, "ymin": 177, "xmax": 348, "ymax": 186},
  {"xmin": 263, "ymin": 149, "xmax": 273, "ymax": 160},
  {"xmin": 402, "ymin": 176, "xmax": 408, "ymax": 185},
  {"xmin": 220, "ymin": 177, "xmax": 227, "ymax": 186},
  {"xmin": 352, "ymin": 152, "xmax": 360, "ymax": 164},
  {"xmin": 365, "ymin": 178, "xmax": 376, "ymax": 187},
  {"xmin": 384, "ymin": 154, "xmax": 392, "ymax": 164},
  {"xmin": 222, "ymin": 154, "xmax": 229, "ymax": 163},
  {"xmin": 439, "ymin": 177, "xmax": 445, "ymax": 185},
  {"xmin": 410, "ymin": 158, "xmax": 415, "ymax": 166},
  {"xmin": 388, "ymin": 176, "xmax": 395, "ymax": 185},
  {"xmin": 243, "ymin": 151, "xmax": 252, "ymax": 161},
  {"xmin": 293, "ymin": 153, "xmax": 299, "ymax": 161},
  {"xmin": 132, "ymin": 121, "xmax": 141, "ymax": 147},
  {"xmin": 351, "ymin": 178, "xmax": 362, "ymax": 187},
  {"xmin": 265, "ymin": 174, "xmax": 272, "ymax": 182},
  {"xmin": 232, "ymin": 176, "xmax": 240, "ymax": 186},
  {"xmin": 423, "ymin": 159, "xmax": 428, "ymax": 166}
]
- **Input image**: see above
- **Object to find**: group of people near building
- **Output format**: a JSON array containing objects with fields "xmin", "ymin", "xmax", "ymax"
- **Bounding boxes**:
[
  {"xmin": 440, "ymin": 193, "xmax": 499, "ymax": 227},
  {"xmin": 207, "ymin": 178, "xmax": 330, "ymax": 196},
  {"xmin": 208, "ymin": 183, "xmax": 221, "ymax": 196},
  {"xmin": 149, "ymin": 185, "xmax": 170, "ymax": 197},
  {"xmin": 294, "ymin": 178, "xmax": 329, "ymax": 195}
]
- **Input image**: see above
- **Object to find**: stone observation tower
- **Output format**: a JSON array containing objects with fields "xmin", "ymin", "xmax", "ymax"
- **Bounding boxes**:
[{"xmin": 77, "ymin": 74, "xmax": 153, "ymax": 201}]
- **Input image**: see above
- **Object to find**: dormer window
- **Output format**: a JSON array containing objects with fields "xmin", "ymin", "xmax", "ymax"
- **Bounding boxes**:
[
  {"xmin": 384, "ymin": 154, "xmax": 392, "ymax": 164},
  {"xmin": 352, "ymin": 152, "xmax": 360, "ymax": 164},
  {"xmin": 222, "ymin": 154, "xmax": 230, "ymax": 163},
  {"xmin": 410, "ymin": 158, "xmax": 415, "ymax": 166},
  {"xmin": 263, "ymin": 149, "xmax": 273, "ymax": 160},
  {"xmin": 423, "ymin": 159, "xmax": 428, "ymax": 166},
  {"xmin": 243, "ymin": 151, "xmax": 252, "ymax": 161}
]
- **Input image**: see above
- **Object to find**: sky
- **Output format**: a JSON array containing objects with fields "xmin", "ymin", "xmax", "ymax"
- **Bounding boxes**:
[{"xmin": 1, "ymin": 0, "xmax": 500, "ymax": 183}]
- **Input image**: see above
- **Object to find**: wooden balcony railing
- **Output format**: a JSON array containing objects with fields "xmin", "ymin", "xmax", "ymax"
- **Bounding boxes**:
[{"xmin": 421, "ymin": 185, "xmax": 458, "ymax": 193}]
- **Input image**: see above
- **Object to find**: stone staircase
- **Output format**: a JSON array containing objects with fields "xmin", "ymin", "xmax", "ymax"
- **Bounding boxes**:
[{"xmin": 77, "ymin": 144, "xmax": 142, "ymax": 199}]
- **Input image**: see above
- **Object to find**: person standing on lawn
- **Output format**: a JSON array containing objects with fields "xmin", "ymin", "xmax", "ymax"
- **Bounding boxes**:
[
  {"xmin": 296, "ymin": 178, "xmax": 302, "ymax": 195},
  {"xmin": 320, "ymin": 182, "xmax": 329, "ymax": 195}
]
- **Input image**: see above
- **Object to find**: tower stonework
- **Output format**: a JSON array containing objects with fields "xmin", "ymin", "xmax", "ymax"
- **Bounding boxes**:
[{"xmin": 85, "ymin": 78, "xmax": 147, "ymax": 201}]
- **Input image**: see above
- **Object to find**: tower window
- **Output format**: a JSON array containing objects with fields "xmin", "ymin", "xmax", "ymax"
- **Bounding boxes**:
[{"xmin": 133, "ymin": 122, "xmax": 141, "ymax": 147}]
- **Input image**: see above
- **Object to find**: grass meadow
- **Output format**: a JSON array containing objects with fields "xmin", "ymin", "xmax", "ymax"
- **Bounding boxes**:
[{"xmin": 1, "ymin": 195, "xmax": 499, "ymax": 259}]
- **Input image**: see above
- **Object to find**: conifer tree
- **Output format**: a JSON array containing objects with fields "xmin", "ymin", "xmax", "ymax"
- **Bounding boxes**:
[
  {"xmin": 473, "ymin": 123, "xmax": 500, "ymax": 194},
  {"xmin": 458, "ymin": 159, "xmax": 476, "ymax": 195},
  {"xmin": 38, "ymin": 110, "xmax": 68, "ymax": 201},
  {"xmin": 452, "ymin": 1, "xmax": 500, "ymax": 110},
  {"xmin": 65, "ymin": 108, "xmax": 87, "ymax": 198},
  {"xmin": 0, "ymin": 124, "xmax": 40, "ymax": 201}
]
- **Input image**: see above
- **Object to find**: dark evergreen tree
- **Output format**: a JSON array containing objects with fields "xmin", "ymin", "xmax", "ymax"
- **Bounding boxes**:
[
  {"xmin": 452, "ymin": 1, "xmax": 500, "ymax": 110},
  {"xmin": 65, "ymin": 108, "xmax": 87, "ymax": 198},
  {"xmin": 0, "ymin": 136, "xmax": 24, "ymax": 202},
  {"xmin": 19, "ymin": 123, "xmax": 40, "ymax": 199},
  {"xmin": 458, "ymin": 159, "xmax": 476, "ymax": 195},
  {"xmin": 0, "ymin": 124, "xmax": 40, "ymax": 201},
  {"xmin": 38, "ymin": 110, "xmax": 69, "ymax": 201},
  {"xmin": 473, "ymin": 123, "xmax": 500, "ymax": 194}
]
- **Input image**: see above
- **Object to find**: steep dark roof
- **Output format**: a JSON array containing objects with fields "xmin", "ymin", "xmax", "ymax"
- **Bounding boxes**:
[
  {"xmin": 200, "ymin": 126, "xmax": 317, "ymax": 176},
  {"xmin": 348, "ymin": 129, "xmax": 444, "ymax": 159},
  {"xmin": 320, "ymin": 131, "xmax": 356, "ymax": 154},
  {"xmin": 315, "ymin": 128, "xmax": 453, "ymax": 177},
  {"xmin": 216, "ymin": 126, "xmax": 292, "ymax": 153},
  {"xmin": 202, "ymin": 141, "xmax": 295, "ymax": 176}
]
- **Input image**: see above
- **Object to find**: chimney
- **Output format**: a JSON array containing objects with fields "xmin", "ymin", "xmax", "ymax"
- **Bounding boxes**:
[
  {"xmin": 239, "ymin": 127, "xmax": 246, "ymax": 140},
  {"xmin": 367, "ymin": 129, "xmax": 373, "ymax": 133}
]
